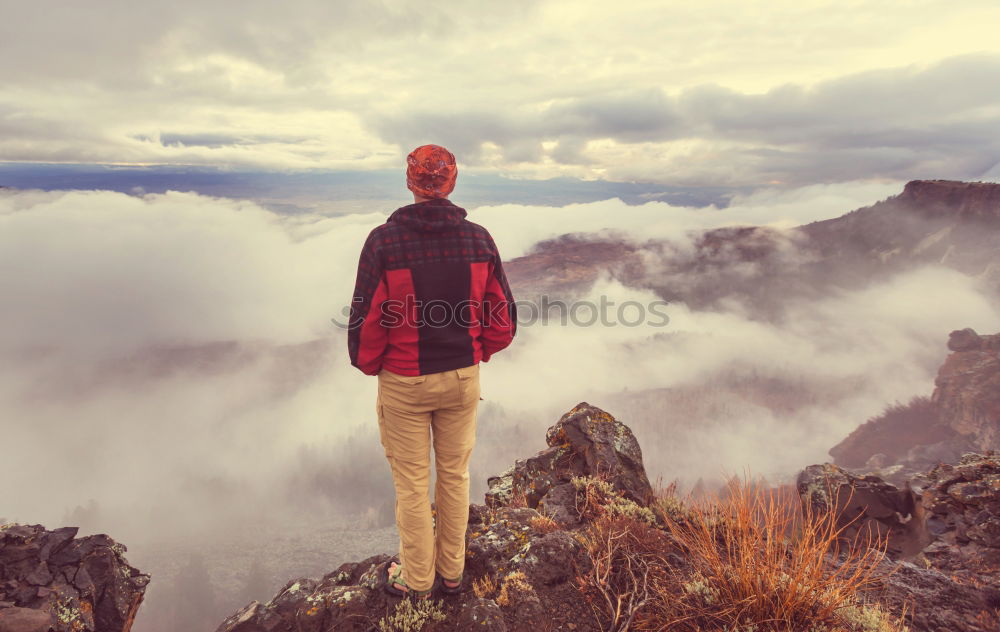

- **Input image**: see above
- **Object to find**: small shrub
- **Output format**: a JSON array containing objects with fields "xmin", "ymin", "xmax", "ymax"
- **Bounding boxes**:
[
  {"xmin": 681, "ymin": 572, "xmax": 720, "ymax": 605},
  {"xmin": 480, "ymin": 504, "xmax": 500, "ymax": 528},
  {"xmin": 571, "ymin": 475, "xmax": 657, "ymax": 525},
  {"xmin": 653, "ymin": 492, "xmax": 690, "ymax": 524},
  {"xmin": 577, "ymin": 513, "xmax": 666, "ymax": 632},
  {"xmin": 377, "ymin": 598, "xmax": 446, "ymax": 632},
  {"xmin": 496, "ymin": 571, "xmax": 535, "ymax": 608},
  {"xmin": 836, "ymin": 603, "xmax": 907, "ymax": 632}
]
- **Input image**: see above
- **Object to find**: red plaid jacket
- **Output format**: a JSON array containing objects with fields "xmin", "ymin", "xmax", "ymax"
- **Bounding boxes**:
[{"xmin": 348, "ymin": 198, "xmax": 516, "ymax": 376}]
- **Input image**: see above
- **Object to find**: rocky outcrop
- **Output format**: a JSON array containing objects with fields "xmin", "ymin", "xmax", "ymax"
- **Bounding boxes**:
[
  {"xmin": 485, "ymin": 402, "xmax": 654, "ymax": 514},
  {"xmin": 830, "ymin": 328, "xmax": 1000, "ymax": 481},
  {"xmin": 214, "ymin": 402, "xmax": 644, "ymax": 632},
  {"xmin": 220, "ymin": 399, "xmax": 1000, "ymax": 631},
  {"xmin": 796, "ymin": 464, "xmax": 929, "ymax": 558},
  {"xmin": 912, "ymin": 452, "xmax": 1000, "ymax": 574},
  {"xmin": 0, "ymin": 523, "xmax": 149, "ymax": 632},
  {"xmin": 875, "ymin": 559, "xmax": 1000, "ymax": 632},
  {"xmin": 933, "ymin": 329, "xmax": 1000, "ymax": 450},
  {"xmin": 798, "ymin": 455, "xmax": 1000, "ymax": 630},
  {"xmin": 898, "ymin": 180, "xmax": 1000, "ymax": 221},
  {"xmin": 799, "ymin": 452, "xmax": 1000, "ymax": 569}
]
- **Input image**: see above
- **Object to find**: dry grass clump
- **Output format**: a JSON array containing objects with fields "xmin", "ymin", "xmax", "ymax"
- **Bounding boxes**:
[
  {"xmin": 577, "ymin": 513, "xmax": 672, "ymax": 631},
  {"xmin": 575, "ymin": 476, "xmax": 906, "ymax": 632},
  {"xmin": 529, "ymin": 513, "xmax": 561, "ymax": 534},
  {"xmin": 508, "ymin": 485, "xmax": 530, "ymax": 508},
  {"xmin": 472, "ymin": 573, "xmax": 499, "ymax": 599},
  {"xmin": 496, "ymin": 571, "xmax": 535, "ymax": 608}
]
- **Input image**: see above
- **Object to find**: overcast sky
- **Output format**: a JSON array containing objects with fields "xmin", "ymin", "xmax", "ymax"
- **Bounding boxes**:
[{"xmin": 2, "ymin": 0, "xmax": 1000, "ymax": 186}]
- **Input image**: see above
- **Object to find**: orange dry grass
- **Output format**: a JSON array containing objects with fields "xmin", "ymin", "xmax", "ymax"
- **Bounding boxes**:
[
  {"xmin": 472, "ymin": 573, "xmax": 499, "ymax": 599},
  {"xmin": 578, "ymin": 514, "xmax": 671, "ymax": 632},
  {"xmin": 508, "ymin": 485, "xmax": 530, "ymax": 508},
  {"xmin": 577, "ymin": 476, "xmax": 899, "ymax": 631},
  {"xmin": 645, "ymin": 478, "xmax": 892, "ymax": 631},
  {"xmin": 529, "ymin": 513, "xmax": 561, "ymax": 533}
]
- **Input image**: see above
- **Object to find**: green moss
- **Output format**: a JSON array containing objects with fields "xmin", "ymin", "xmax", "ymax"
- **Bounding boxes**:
[
  {"xmin": 837, "ymin": 603, "xmax": 906, "ymax": 632},
  {"xmin": 682, "ymin": 573, "xmax": 720, "ymax": 605},
  {"xmin": 654, "ymin": 494, "xmax": 690, "ymax": 523},
  {"xmin": 571, "ymin": 475, "xmax": 657, "ymax": 524},
  {"xmin": 377, "ymin": 598, "xmax": 446, "ymax": 632}
]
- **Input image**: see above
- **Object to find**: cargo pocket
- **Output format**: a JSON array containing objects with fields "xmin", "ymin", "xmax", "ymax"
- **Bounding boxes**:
[
  {"xmin": 375, "ymin": 394, "xmax": 392, "ymax": 459},
  {"xmin": 379, "ymin": 369, "xmax": 428, "ymax": 411},
  {"xmin": 455, "ymin": 364, "xmax": 481, "ymax": 405}
]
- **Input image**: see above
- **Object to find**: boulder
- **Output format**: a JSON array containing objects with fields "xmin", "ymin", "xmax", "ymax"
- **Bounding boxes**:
[
  {"xmin": 933, "ymin": 329, "xmax": 1000, "ymax": 448},
  {"xmin": 485, "ymin": 402, "xmax": 653, "ymax": 510},
  {"xmin": 948, "ymin": 327, "xmax": 983, "ymax": 352},
  {"xmin": 454, "ymin": 598, "xmax": 506, "ymax": 631},
  {"xmin": 799, "ymin": 454, "xmax": 1000, "ymax": 629},
  {"xmin": 0, "ymin": 523, "xmax": 149, "ymax": 632},
  {"xmin": 464, "ymin": 507, "xmax": 592, "ymax": 586},
  {"xmin": 796, "ymin": 463, "xmax": 929, "ymax": 558},
  {"xmin": 911, "ymin": 452, "xmax": 1000, "ymax": 571}
]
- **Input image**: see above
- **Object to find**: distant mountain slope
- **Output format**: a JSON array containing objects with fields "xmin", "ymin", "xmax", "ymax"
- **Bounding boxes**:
[
  {"xmin": 506, "ymin": 180, "xmax": 1000, "ymax": 314},
  {"xmin": 799, "ymin": 179, "xmax": 1000, "ymax": 285}
]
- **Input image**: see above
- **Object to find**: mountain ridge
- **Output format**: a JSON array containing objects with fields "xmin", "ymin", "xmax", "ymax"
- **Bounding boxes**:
[{"xmin": 506, "ymin": 179, "xmax": 1000, "ymax": 314}]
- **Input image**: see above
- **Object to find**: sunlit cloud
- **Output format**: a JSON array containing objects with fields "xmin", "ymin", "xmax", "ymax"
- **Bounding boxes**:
[{"xmin": 2, "ymin": 1, "xmax": 1000, "ymax": 186}]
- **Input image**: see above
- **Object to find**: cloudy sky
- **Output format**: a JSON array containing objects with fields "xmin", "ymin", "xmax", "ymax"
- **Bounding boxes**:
[{"xmin": 3, "ymin": 0, "xmax": 1000, "ymax": 187}]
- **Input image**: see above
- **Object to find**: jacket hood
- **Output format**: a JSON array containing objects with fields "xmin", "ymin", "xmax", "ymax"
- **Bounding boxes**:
[{"xmin": 387, "ymin": 198, "xmax": 467, "ymax": 232}]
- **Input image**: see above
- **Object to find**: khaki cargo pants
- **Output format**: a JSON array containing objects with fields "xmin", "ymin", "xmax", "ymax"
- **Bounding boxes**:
[{"xmin": 376, "ymin": 363, "xmax": 480, "ymax": 592}]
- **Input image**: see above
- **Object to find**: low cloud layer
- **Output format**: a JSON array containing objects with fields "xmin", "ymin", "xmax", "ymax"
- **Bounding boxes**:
[
  {"xmin": 3, "ymin": 180, "xmax": 997, "ymax": 534},
  {"xmin": 2, "ymin": 181, "xmax": 998, "ymax": 628},
  {"xmin": 475, "ymin": 179, "xmax": 904, "ymax": 258}
]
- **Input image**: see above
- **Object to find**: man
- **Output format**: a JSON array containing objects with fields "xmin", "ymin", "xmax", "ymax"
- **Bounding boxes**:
[{"xmin": 347, "ymin": 144, "xmax": 516, "ymax": 599}]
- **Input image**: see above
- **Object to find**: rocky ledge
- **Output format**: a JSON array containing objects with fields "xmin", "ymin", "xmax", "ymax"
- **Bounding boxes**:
[
  {"xmin": 0, "ymin": 523, "xmax": 149, "ymax": 632},
  {"xmin": 799, "ymin": 453, "xmax": 1000, "ymax": 631},
  {"xmin": 830, "ymin": 328, "xmax": 1000, "ymax": 483},
  {"xmin": 899, "ymin": 180, "xmax": 1000, "ymax": 221},
  {"xmin": 214, "ymin": 402, "xmax": 632, "ymax": 632},
  {"xmin": 217, "ymin": 402, "xmax": 1000, "ymax": 632}
]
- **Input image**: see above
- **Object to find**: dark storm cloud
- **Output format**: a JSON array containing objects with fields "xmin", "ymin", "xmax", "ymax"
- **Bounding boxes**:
[
  {"xmin": 367, "ymin": 54, "xmax": 1000, "ymax": 184},
  {"xmin": 680, "ymin": 55, "xmax": 1000, "ymax": 142},
  {"xmin": 542, "ymin": 89, "xmax": 681, "ymax": 142},
  {"xmin": 370, "ymin": 88, "xmax": 681, "ymax": 165}
]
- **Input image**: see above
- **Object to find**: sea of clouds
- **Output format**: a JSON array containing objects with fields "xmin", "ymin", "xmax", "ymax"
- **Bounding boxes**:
[{"xmin": 2, "ymin": 180, "xmax": 998, "ymax": 552}]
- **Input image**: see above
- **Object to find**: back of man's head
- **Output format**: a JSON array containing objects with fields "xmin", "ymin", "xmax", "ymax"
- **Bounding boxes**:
[{"xmin": 406, "ymin": 144, "xmax": 457, "ymax": 200}]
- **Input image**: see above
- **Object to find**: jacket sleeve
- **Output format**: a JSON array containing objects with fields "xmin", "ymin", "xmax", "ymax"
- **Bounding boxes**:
[
  {"xmin": 480, "ymin": 239, "xmax": 517, "ymax": 361},
  {"xmin": 347, "ymin": 230, "xmax": 389, "ymax": 375}
]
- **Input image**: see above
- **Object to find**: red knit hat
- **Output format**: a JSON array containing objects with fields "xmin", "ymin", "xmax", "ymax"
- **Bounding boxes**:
[{"xmin": 406, "ymin": 144, "xmax": 457, "ymax": 199}]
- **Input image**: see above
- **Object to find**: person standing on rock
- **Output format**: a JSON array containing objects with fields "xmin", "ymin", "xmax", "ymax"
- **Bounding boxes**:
[{"xmin": 348, "ymin": 144, "xmax": 517, "ymax": 599}]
